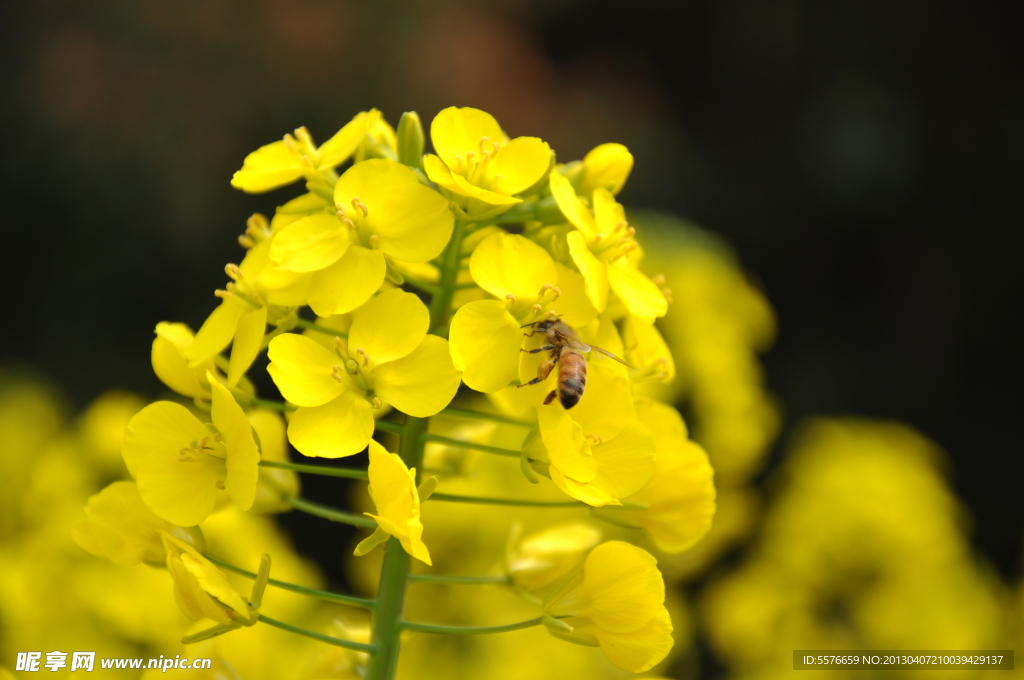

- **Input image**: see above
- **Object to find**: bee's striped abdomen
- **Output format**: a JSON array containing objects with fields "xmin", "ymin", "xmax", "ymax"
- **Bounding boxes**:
[{"xmin": 557, "ymin": 352, "xmax": 588, "ymax": 409}]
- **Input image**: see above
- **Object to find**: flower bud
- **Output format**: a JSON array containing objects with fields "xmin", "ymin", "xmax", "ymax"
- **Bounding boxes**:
[{"xmin": 397, "ymin": 111, "xmax": 425, "ymax": 170}]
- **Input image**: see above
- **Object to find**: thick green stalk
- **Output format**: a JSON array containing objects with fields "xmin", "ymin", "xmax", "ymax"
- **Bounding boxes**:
[{"xmin": 366, "ymin": 219, "xmax": 468, "ymax": 680}]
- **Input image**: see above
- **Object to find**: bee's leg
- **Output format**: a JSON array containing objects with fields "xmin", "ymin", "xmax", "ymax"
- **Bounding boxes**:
[
  {"xmin": 520, "ymin": 345, "xmax": 557, "ymax": 354},
  {"xmin": 543, "ymin": 390, "xmax": 558, "ymax": 405},
  {"xmin": 517, "ymin": 358, "xmax": 556, "ymax": 388},
  {"xmin": 523, "ymin": 330, "xmax": 536, "ymax": 337}
]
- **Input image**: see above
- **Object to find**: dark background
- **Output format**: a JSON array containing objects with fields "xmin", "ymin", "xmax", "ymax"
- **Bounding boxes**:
[{"xmin": 1, "ymin": 0, "xmax": 1021, "ymax": 598}]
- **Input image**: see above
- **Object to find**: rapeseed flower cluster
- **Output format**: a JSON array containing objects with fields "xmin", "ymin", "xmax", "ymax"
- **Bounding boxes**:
[{"xmin": 62, "ymin": 106, "xmax": 723, "ymax": 679}]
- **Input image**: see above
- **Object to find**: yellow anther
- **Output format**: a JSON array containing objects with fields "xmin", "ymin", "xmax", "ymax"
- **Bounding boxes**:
[
  {"xmin": 505, "ymin": 294, "xmax": 517, "ymax": 303},
  {"xmin": 351, "ymin": 197, "xmax": 369, "ymax": 217},
  {"xmin": 585, "ymin": 434, "xmax": 604, "ymax": 446},
  {"xmin": 492, "ymin": 140, "xmax": 501, "ymax": 154},
  {"xmin": 294, "ymin": 126, "xmax": 313, "ymax": 147},
  {"xmin": 550, "ymin": 286, "xmax": 561, "ymax": 302},
  {"xmin": 538, "ymin": 283, "xmax": 553, "ymax": 296},
  {"xmin": 369, "ymin": 234, "xmax": 380, "ymax": 249},
  {"xmin": 453, "ymin": 154, "xmax": 464, "ymax": 170},
  {"xmin": 652, "ymin": 274, "xmax": 666, "ymax": 287},
  {"xmin": 355, "ymin": 347, "xmax": 370, "ymax": 367},
  {"xmin": 334, "ymin": 336, "xmax": 345, "ymax": 351},
  {"xmin": 225, "ymin": 264, "xmax": 243, "ymax": 281},
  {"xmin": 337, "ymin": 212, "xmax": 355, "ymax": 230},
  {"xmin": 251, "ymin": 292, "xmax": 265, "ymax": 306},
  {"xmin": 479, "ymin": 136, "xmax": 490, "ymax": 152},
  {"xmin": 331, "ymin": 364, "xmax": 345, "ymax": 382},
  {"xmin": 214, "ymin": 289, "xmax": 233, "ymax": 300},
  {"xmin": 532, "ymin": 303, "xmax": 543, "ymax": 314},
  {"xmin": 371, "ymin": 397, "xmax": 383, "ymax": 409},
  {"xmin": 283, "ymin": 134, "xmax": 298, "ymax": 152},
  {"xmin": 465, "ymin": 150, "xmax": 476, "ymax": 165},
  {"xmin": 238, "ymin": 235, "xmax": 255, "ymax": 249}
]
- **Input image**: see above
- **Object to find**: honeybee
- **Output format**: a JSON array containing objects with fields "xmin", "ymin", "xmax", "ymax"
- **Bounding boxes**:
[{"xmin": 517, "ymin": 318, "xmax": 630, "ymax": 409}]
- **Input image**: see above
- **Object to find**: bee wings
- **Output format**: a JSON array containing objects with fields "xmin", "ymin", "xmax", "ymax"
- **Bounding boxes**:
[{"xmin": 557, "ymin": 332, "xmax": 632, "ymax": 368}]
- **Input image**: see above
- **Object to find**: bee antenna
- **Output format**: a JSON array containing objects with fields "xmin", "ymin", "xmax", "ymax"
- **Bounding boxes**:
[{"xmin": 520, "ymin": 321, "xmax": 541, "ymax": 328}]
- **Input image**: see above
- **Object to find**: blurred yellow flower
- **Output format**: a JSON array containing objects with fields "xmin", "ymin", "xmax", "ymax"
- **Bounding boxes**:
[
  {"xmin": 354, "ymin": 440, "xmax": 432, "ymax": 565},
  {"xmin": 615, "ymin": 399, "xmax": 716, "ymax": 554},
  {"xmin": 231, "ymin": 110, "xmax": 380, "ymax": 193},
  {"xmin": 543, "ymin": 541, "xmax": 673, "ymax": 673},
  {"xmin": 72, "ymin": 481, "xmax": 205, "ymax": 567},
  {"xmin": 247, "ymin": 409, "xmax": 300, "ymax": 514},
  {"xmin": 122, "ymin": 379, "xmax": 259, "ymax": 525},
  {"xmin": 268, "ymin": 159, "xmax": 453, "ymax": 316},
  {"xmin": 424, "ymin": 106, "xmax": 551, "ymax": 218},
  {"xmin": 162, "ymin": 533, "xmax": 254, "ymax": 625},
  {"xmin": 506, "ymin": 522, "xmax": 601, "ymax": 592},
  {"xmin": 268, "ymin": 290, "xmax": 461, "ymax": 458}
]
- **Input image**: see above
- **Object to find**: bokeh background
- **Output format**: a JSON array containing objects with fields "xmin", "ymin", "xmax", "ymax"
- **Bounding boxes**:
[{"xmin": 1, "ymin": 1, "xmax": 1022, "ymax": 678}]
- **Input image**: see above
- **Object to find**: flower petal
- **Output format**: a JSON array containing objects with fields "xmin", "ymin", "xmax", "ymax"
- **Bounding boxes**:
[
  {"xmin": 185, "ymin": 299, "xmax": 247, "ymax": 368},
  {"xmin": 269, "ymin": 214, "xmax": 349, "ymax": 273},
  {"xmin": 230, "ymin": 140, "xmax": 304, "ymax": 194},
  {"xmin": 579, "ymin": 541, "xmax": 664, "ymax": 633},
  {"xmin": 424, "ymin": 154, "xmax": 521, "ymax": 206},
  {"xmin": 550, "ymin": 172, "xmax": 598, "ymax": 238},
  {"xmin": 267, "ymin": 333, "xmax": 350, "ymax": 407},
  {"xmin": 287, "ymin": 391, "xmax": 375, "ymax": 458},
  {"xmin": 484, "ymin": 137, "xmax": 552, "ymax": 195},
  {"xmin": 334, "ymin": 159, "xmax": 454, "ymax": 262},
  {"xmin": 348, "ymin": 289, "xmax": 429, "ymax": 367},
  {"xmin": 596, "ymin": 607, "xmax": 673, "ymax": 673},
  {"xmin": 307, "ymin": 245, "xmax": 387, "ymax": 317},
  {"xmin": 374, "ymin": 336, "xmax": 461, "ymax": 417},
  {"xmin": 592, "ymin": 188, "xmax": 626, "ymax": 233},
  {"xmin": 551, "ymin": 262, "xmax": 599, "ymax": 327},
  {"xmin": 537, "ymin": 407, "xmax": 598, "ymax": 483},
  {"xmin": 607, "ymin": 259, "xmax": 668, "ymax": 321},
  {"xmin": 567, "ymin": 231, "xmax": 609, "ymax": 312},
  {"xmin": 227, "ymin": 306, "xmax": 267, "ymax": 387},
  {"xmin": 210, "ymin": 379, "xmax": 260, "ymax": 511},
  {"xmin": 469, "ymin": 232, "xmax": 557, "ymax": 301},
  {"xmin": 449, "ymin": 300, "xmax": 522, "ymax": 393},
  {"xmin": 316, "ymin": 109, "xmax": 381, "ymax": 169},
  {"xmin": 124, "ymin": 402, "xmax": 225, "ymax": 526},
  {"xmin": 430, "ymin": 106, "xmax": 504, "ymax": 172},
  {"xmin": 579, "ymin": 143, "xmax": 634, "ymax": 197},
  {"xmin": 152, "ymin": 322, "xmax": 213, "ymax": 399}
]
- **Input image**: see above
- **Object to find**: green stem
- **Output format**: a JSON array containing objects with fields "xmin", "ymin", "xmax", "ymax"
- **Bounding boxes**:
[
  {"xmin": 204, "ymin": 553, "xmax": 375, "ymax": 609},
  {"xmin": 251, "ymin": 397, "xmax": 295, "ymax": 412},
  {"xmin": 365, "ymin": 416, "xmax": 426, "ymax": 680},
  {"xmin": 439, "ymin": 407, "xmax": 533, "ymax": 427},
  {"xmin": 402, "ymin": 274, "xmax": 441, "ymax": 295},
  {"xmin": 420, "ymin": 434, "xmax": 522, "ymax": 458},
  {"xmin": 407, "ymin": 574, "xmax": 510, "ymax": 585},
  {"xmin": 400, "ymin": 617, "xmax": 544, "ymax": 635},
  {"xmin": 427, "ymin": 219, "xmax": 468, "ymax": 335},
  {"xmin": 374, "ymin": 419, "xmax": 405, "ymax": 435},
  {"xmin": 296, "ymin": 318, "xmax": 348, "ymax": 338},
  {"xmin": 258, "ymin": 614, "xmax": 376, "ymax": 653},
  {"xmin": 259, "ymin": 459, "xmax": 368, "ymax": 479},
  {"xmin": 283, "ymin": 493, "xmax": 377, "ymax": 529},
  {"xmin": 427, "ymin": 493, "xmax": 582, "ymax": 507}
]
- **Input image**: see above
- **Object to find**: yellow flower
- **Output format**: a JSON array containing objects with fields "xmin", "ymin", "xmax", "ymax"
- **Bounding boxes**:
[
  {"xmin": 152, "ymin": 322, "xmax": 220, "ymax": 399},
  {"xmin": 449, "ymin": 232, "xmax": 561, "ymax": 392},
  {"xmin": 506, "ymin": 522, "xmax": 602, "ymax": 592},
  {"xmin": 230, "ymin": 110, "xmax": 380, "ymax": 193},
  {"xmin": 122, "ymin": 378, "xmax": 260, "ymax": 525},
  {"xmin": 524, "ymin": 363, "xmax": 656, "ymax": 506},
  {"xmin": 247, "ymin": 409, "xmax": 300, "ymax": 513},
  {"xmin": 354, "ymin": 116, "xmax": 398, "ymax": 162},
  {"xmin": 424, "ymin": 107, "xmax": 551, "ymax": 218},
  {"xmin": 613, "ymin": 398, "xmax": 716, "ymax": 553},
  {"xmin": 622, "ymin": 313, "xmax": 675, "ymax": 385},
  {"xmin": 300, "ymin": 619, "xmax": 372, "ymax": 679},
  {"xmin": 353, "ymin": 440, "xmax": 432, "ymax": 565},
  {"xmin": 268, "ymin": 159, "xmax": 454, "ymax": 315},
  {"xmin": 549, "ymin": 172, "xmax": 667, "ymax": 321},
  {"xmin": 162, "ymin": 533, "xmax": 254, "ymax": 625},
  {"xmin": 72, "ymin": 481, "xmax": 205, "ymax": 566},
  {"xmin": 267, "ymin": 289, "xmax": 461, "ymax": 457},
  {"xmin": 542, "ymin": 541, "xmax": 673, "ymax": 673}
]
